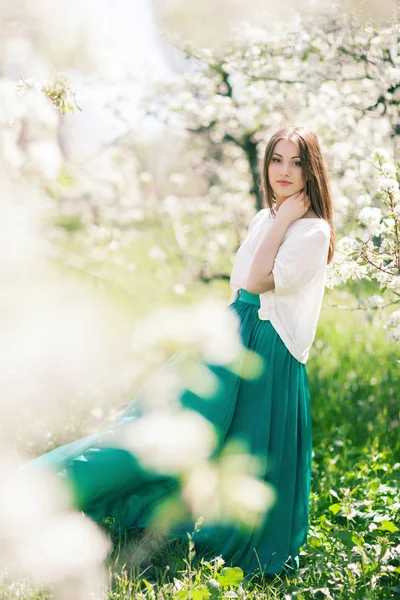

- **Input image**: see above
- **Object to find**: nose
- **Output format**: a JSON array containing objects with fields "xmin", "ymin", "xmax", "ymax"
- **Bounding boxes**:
[{"xmin": 280, "ymin": 163, "xmax": 290, "ymax": 177}]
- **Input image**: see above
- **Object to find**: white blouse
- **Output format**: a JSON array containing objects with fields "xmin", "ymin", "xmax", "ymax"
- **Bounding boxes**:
[{"xmin": 229, "ymin": 208, "xmax": 331, "ymax": 364}]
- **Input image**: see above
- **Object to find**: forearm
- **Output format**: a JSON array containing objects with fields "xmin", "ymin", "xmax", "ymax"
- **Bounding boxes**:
[
  {"xmin": 245, "ymin": 272, "xmax": 276, "ymax": 294},
  {"xmin": 245, "ymin": 215, "xmax": 290, "ymax": 294}
]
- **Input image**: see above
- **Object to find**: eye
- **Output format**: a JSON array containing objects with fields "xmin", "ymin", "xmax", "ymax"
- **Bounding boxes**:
[{"xmin": 271, "ymin": 157, "xmax": 302, "ymax": 167}]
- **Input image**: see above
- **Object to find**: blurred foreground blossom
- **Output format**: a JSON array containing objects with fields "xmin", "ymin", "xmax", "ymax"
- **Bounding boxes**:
[
  {"xmin": 17, "ymin": 72, "xmax": 82, "ymax": 115},
  {"xmin": 172, "ymin": 283, "xmax": 186, "ymax": 295},
  {"xmin": 122, "ymin": 408, "xmax": 217, "ymax": 474},
  {"xmin": 182, "ymin": 443, "xmax": 276, "ymax": 529},
  {"xmin": 127, "ymin": 299, "xmax": 264, "ymax": 416},
  {"xmin": 0, "ymin": 451, "xmax": 110, "ymax": 599},
  {"xmin": 41, "ymin": 72, "xmax": 82, "ymax": 114},
  {"xmin": 1, "ymin": 0, "xmax": 130, "ymax": 78},
  {"xmin": 131, "ymin": 299, "xmax": 244, "ymax": 366},
  {"xmin": 148, "ymin": 245, "xmax": 167, "ymax": 260},
  {"xmin": 0, "ymin": 184, "xmax": 137, "ymax": 447}
]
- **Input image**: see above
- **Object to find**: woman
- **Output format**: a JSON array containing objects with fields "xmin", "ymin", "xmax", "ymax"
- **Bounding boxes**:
[{"xmin": 29, "ymin": 125, "xmax": 335, "ymax": 577}]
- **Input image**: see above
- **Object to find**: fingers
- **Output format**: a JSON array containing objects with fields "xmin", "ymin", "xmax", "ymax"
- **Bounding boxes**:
[{"xmin": 295, "ymin": 190, "xmax": 311, "ymax": 206}]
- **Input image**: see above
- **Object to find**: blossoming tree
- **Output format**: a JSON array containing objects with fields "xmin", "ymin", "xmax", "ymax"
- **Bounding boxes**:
[{"xmin": 142, "ymin": 8, "xmax": 400, "ymax": 344}]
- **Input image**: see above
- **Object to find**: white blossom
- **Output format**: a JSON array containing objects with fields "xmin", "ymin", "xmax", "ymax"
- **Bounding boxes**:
[
  {"xmin": 336, "ymin": 236, "xmax": 363, "ymax": 254},
  {"xmin": 121, "ymin": 409, "xmax": 217, "ymax": 474},
  {"xmin": 325, "ymin": 236, "xmax": 367, "ymax": 288},
  {"xmin": 131, "ymin": 299, "xmax": 244, "ymax": 367},
  {"xmin": 366, "ymin": 295, "xmax": 385, "ymax": 308},
  {"xmin": 386, "ymin": 275, "xmax": 400, "ymax": 293},
  {"xmin": 325, "ymin": 258, "xmax": 369, "ymax": 289},
  {"xmin": 386, "ymin": 327, "xmax": 400, "ymax": 344},
  {"xmin": 0, "ymin": 454, "xmax": 110, "ymax": 599},
  {"xmin": 370, "ymin": 148, "xmax": 391, "ymax": 163},
  {"xmin": 380, "ymin": 162, "xmax": 398, "ymax": 179},
  {"xmin": 182, "ymin": 447, "xmax": 275, "ymax": 528},
  {"xmin": 377, "ymin": 178, "xmax": 400, "ymax": 195},
  {"xmin": 384, "ymin": 67, "xmax": 400, "ymax": 86},
  {"xmin": 383, "ymin": 309, "xmax": 400, "ymax": 345},
  {"xmin": 358, "ymin": 206, "xmax": 382, "ymax": 235},
  {"xmin": 148, "ymin": 246, "xmax": 167, "ymax": 261},
  {"xmin": 172, "ymin": 283, "xmax": 186, "ymax": 295},
  {"xmin": 356, "ymin": 193, "xmax": 372, "ymax": 207}
]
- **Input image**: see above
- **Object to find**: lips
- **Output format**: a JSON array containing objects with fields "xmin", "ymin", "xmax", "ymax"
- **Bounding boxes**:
[{"xmin": 278, "ymin": 181, "xmax": 292, "ymax": 185}]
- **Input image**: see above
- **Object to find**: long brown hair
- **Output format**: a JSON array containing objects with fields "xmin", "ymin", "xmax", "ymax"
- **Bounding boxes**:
[{"xmin": 261, "ymin": 126, "xmax": 335, "ymax": 264}]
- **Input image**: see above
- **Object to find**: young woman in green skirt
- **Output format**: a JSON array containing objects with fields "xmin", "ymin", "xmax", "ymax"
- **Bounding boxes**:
[{"xmin": 28, "ymin": 126, "xmax": 335, "ymax": 578}]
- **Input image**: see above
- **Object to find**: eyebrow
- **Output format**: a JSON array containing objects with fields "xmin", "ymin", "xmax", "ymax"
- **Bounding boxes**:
[{"xmin": 273, "ymin": 152, "xmax": 301, "ymax": 159}]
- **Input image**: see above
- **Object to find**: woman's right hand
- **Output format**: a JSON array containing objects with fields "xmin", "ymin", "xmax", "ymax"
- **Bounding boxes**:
[{"xmin": 275, "ymin": 190, "xmax": 310, "ymax": 225}]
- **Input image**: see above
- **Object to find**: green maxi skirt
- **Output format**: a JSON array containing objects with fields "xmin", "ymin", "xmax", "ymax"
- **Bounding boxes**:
[{"xmin": 28, "ymin": 289, "xmax": 313, "ymax": 577}]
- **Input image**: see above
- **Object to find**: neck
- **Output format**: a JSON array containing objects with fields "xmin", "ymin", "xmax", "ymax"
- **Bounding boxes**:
[{"xmin": 274, "ymin": 193, "xmax": 286, "ymax": 211}]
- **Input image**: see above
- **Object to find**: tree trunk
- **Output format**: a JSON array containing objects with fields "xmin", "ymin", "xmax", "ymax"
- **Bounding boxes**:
[{"xmin": 243, "ymin": 136, "xmax": 263, "ymax": 212}]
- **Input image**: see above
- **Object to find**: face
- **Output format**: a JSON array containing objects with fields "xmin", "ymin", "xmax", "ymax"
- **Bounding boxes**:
[{"xmin": 267, "ymin": 138, "xmax": 305, "ymax": 199}]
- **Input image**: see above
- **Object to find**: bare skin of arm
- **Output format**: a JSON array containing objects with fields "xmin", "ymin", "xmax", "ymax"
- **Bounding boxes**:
[{"xmin": 245, "ymin": 191, "xmax": 310, "ymax": 295}]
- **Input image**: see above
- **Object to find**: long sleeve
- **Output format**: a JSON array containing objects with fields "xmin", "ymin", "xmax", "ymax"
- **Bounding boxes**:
[{"xmin": 272, "ymin": 226, "xmax": 329, "ymax": 296}]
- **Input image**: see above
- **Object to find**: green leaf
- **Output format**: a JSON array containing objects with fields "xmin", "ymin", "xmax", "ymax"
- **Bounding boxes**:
[
  {"xmin": 377, "ymin": 520, "xmax": 399, "ymax": 533},
  {"xmin": 142, "ymin": 579, "xmax": 153, "ymax": 592},
  {"xmin": 177, "ymin": 587, "xmax": 211, "ymax": 600},
  {"xmin": 329, "ymin": 503, "xmax": 343, "ymax": 515},
  {"xmin": 390, "ymin": 585, "xmax": 400, "ymax": 594},
  {"xmin": 351, "ymin": 534, "xmax": 364, "ymax": 547},
  {"xmin": 309, "ymin": 537, "xmax": 323, "ymax": 548},
  {"xmin": 333, "ymin": 530, "xmax": 355, "ymax": 550},
  {"xmin": 216, "ymin": 567, "xmax": 244, "ymax": 588}
]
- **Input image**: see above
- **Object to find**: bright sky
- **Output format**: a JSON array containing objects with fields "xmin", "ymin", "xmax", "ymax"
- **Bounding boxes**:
[{"xmin": 64, "ymin": 0, "xmax": 173, "ymax": 159}]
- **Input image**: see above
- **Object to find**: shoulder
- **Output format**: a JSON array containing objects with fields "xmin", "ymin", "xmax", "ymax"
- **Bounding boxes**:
[
  {"xmin": 248, "ymin": 208, "xmax": 272, "ymax": 229},
  {"xmin": 285, "ymin": 218, "xmax": 330, "ymax": 248},
  {"xmin": 311, "ymin": 218, "xmax": 331, "ymax": 239},
  {"xmin": 252, "ymin": 208, "xmax": 272, "ymax": 220},
  {"xmin": 290, "ymin": 217, "xmax": 330, "ymax": 233}
]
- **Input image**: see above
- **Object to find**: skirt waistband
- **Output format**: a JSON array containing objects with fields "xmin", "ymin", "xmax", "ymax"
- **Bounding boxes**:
[{"xmin": 238, "ymin": 288, "xmax": 260, "ymax": 307}]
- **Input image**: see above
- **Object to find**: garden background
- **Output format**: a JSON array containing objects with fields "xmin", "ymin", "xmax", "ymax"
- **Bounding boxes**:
[{"xmin": 0, "ymin": 0, "xmax": 399, "ymax": 598}]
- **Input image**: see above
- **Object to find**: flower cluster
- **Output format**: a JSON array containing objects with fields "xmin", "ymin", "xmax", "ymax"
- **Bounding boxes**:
[
  {"xmin": 384, "ymin": 309, "xmax": 400, "ymax": 344},
  {"xmin": 326, "ymin": 148, "xmax": 400, "ymax": 344},
  {"xmin": 41, "ymin": 72, "xmax": 83, "ymax": 115},
  {"xmin": 325, "ymin": 236, "xmax": 369, "ymax": 289},
  {"xmin": 17, "ymin": 72, "xmax": 83, "ymax": 115}
]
